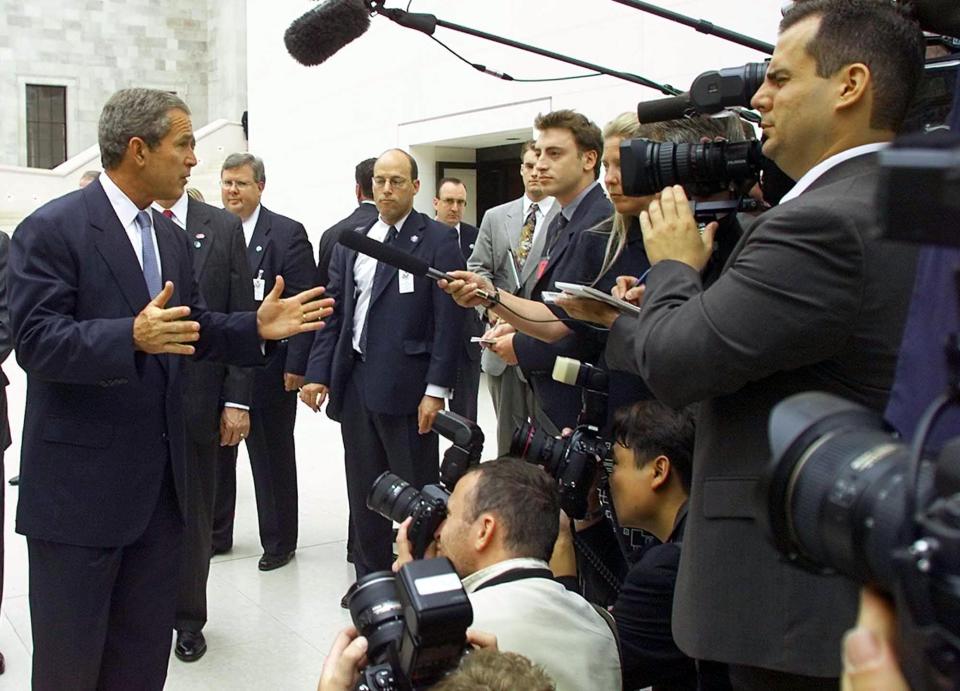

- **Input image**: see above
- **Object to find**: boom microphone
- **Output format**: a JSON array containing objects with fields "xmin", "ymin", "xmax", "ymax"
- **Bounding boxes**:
[
  {"xmin": 284, "ymin": 0, "xmax": 371, "ymax": 66},
  {"xmin": 337, "ymin": 230, "xmax": 455, "ymax": 282}
]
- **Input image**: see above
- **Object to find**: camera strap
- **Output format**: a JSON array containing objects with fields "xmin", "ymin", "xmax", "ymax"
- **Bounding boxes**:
[{"xmin": 471, "ymin": 567, "xmax": 555, "ymax": 592}]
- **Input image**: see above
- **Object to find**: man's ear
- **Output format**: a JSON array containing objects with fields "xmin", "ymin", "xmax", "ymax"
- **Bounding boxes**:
[
  {"xmin": 836, "ymin": 62, "xmax": 871, "ymax": 115},
  {"xmin": 650, "ymin": 455, "xmax": 672, "ymax": 491},
  {"xmin": 582, "ymin": 149, "xmax": 598, "ymax": 175},
  {"xmin": 474, "ymin": 513, "xmax": 497, "ymax": 552},
  {"xmin": 129, "ymin": 137, "xmax": 148, "ymax": 166}
]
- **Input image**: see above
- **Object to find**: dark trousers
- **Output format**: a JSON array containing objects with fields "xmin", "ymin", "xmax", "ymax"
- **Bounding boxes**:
[
  {"xmin": 175, "ymin": 434, "xmax": 218, "ymax": 632},
  {"xmin": 27, "ymin": 466, "xmax": 182, "ymax": 691},
  {"xmin": 450, "ymin": 349, "xmax": 480, "ymax": 423},
  {"xmin": 342, "ymin": 360, "xmax": 439, "ymax": 578},
  {"xmin": 727, "ymin": 664, "xmax": 838, "ymax": 690},
  {"xmin": 213, "ymin": 394, "xmax": 299, "ymax": 555}
]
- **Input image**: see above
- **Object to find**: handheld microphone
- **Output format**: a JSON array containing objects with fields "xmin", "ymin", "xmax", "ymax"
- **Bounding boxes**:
[
  {"xmin": 284, "ymin": 0, "xmax": 371, "ymax": 66},
  {"xmin": 552, "ymin": 357, "xmax": 609, "ymax": 392},
  {"xmin": 337, "ymin": 230, "xmax": 455, "ymax": 282}
]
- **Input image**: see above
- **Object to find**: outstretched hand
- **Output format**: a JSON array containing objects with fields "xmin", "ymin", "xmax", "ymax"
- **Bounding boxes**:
[
  {"xmin": 133, "ymin": 282, "xmax": 200, "ymax": 355},
  {"xmin": 256, "ymin": 276, "xmax": 335, "ymax": 341}
]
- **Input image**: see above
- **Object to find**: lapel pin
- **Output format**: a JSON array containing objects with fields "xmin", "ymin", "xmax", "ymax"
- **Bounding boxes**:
[
  {"xmin": 256, "ymin": 245, "xmax": 263, "ymax": 253},
  {"xmin": 410, "ymin": 235, "xmax": 419, "ymax": 243},
  {"xmin": 195, "ymin": 233, "xmax": 205, "ymax": 239},
  {"xmin": 194, "ymin": 240, "xmax": 202, "ymax": 248}
]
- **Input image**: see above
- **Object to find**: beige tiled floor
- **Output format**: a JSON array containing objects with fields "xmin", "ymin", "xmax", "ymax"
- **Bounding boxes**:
[{"xmin": 0, "ymin": 360, "xmax": 498, "ymax": 690}]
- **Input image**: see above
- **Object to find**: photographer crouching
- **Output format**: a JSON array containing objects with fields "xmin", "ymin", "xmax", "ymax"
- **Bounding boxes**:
[
  {"xmin": 392, "ymin": 459, "xmax": 622, "ymax": 691},
  {"xmin": 549, "ymin": 401, "xmax": 731, "ymax": 691}
]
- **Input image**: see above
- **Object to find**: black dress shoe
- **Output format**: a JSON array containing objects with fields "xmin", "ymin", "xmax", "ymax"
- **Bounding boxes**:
[
  {"xmin": 7, "ymin": 475, "xmax": 18, "ymax": 486},
  {"xmin": 340, "ymin": 587, "xmax": 351, "ymax": 609},
  {"xmin": 258, "ymin": 550, "xmax": 295, "ymax": 571},
  {"xmin": 174, "ymin": 630, "xmax": 207, "ymax": 662}
]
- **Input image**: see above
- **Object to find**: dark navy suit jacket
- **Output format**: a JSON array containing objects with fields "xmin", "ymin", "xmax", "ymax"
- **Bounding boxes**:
[
  {"xmin": 316, "ymin": 202, "xmax": 379, "ymax": 288},
  {"xmin": 513, "ymin": 183, "xmax": 613, "ymax": 429},
  {"xmin": 9, "ymin": 180, "xmax": 264, "ymax": 547},
  {"xmin": 245, "ymin": 205, "xmax": 317, "ymax": 405},
  {"xmin": 304, "ymin": 211, "xmax": 465, "ymax": 421}
]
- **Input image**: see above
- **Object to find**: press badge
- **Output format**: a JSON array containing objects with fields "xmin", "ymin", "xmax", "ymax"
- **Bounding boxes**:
[
  {"xmin": 253, "ymin": 270, "xmax": 265, "ymax": 301},
  {"xmin": 399, "ymin": 270, "xmax": 415, "ymax": 294}
]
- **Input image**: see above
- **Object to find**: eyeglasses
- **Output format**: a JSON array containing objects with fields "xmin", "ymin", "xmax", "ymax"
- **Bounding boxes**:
[
  {"xmin": 438, "ymin": 198, "xmax": 467, "ymax": 207},
  {"xmin": 220, "ymin": 180, "xmax": 254, "ymax": 190},
  {"xmin": 373, "ymin": 177, "xmax": 410, "ymax": 189}
]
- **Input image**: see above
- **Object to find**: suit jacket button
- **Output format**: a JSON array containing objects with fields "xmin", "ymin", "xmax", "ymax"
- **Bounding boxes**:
[{"xmin": 161, "ymin": 432, "xmax": 169, "ymax": 442}]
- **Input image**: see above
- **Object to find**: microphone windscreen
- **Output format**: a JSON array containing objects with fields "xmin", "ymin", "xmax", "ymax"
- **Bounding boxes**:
[
  {"xmin": 338, "ymin": 230, "xmax": 431, "ymax": 277},
  {"xmin": 284, "ymin": 0, "xmax": 371, "ymax": 66},
  {"xmin": 552, "ymin": 357, "xmax": 581, "ymax": 387}
]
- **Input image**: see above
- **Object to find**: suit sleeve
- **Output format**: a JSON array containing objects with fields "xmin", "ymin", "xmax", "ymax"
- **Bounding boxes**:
[
  {"xmin": 304, "ymin": 242, "xmax": 346, "ymax": 386},
  {"xmin": 627, "ymin": 204, "xmax": 864, "ymax": 408},
  {"xmin": 219, "ymin": 218, "xmax": 257, "ymax": 406},
  {"xmin": 10, "ymin": 213, "xmax": 141, "ymax": 384},
  {"xmin": 0, "ymin": 232, "xmax": 12, "ymax": 366},
  {"xmin": 468, "ymin": 209, "xmax": 497, "ymax": 282},
  {"xmin": 281, "ymin": 221, "xmax": 319, "ymax": 376},
  {"xmin": 428, "ymin": 230, "xmax": 467, "ymax": 388}
]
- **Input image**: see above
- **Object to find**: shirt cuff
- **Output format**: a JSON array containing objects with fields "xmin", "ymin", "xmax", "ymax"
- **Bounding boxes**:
[
  {"xmin": 223, "ymin": 402, "xmax": 250, "ymax": 411},
  {"xmin": 425, "ymin": 384, "xmax": 452, "ymax": 400}
]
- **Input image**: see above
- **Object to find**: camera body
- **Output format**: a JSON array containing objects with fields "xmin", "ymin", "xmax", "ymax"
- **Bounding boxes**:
[
  {"xmin": 347, "ymin": 557, "xmax": 473, "ymax": 691},
  {"xmin": 367, "ymin": 411, "xmax": 484, "ymax": 559},
  {"xmin": 509, "ymin": 358, "xmax": 611, "ymax": 519}
]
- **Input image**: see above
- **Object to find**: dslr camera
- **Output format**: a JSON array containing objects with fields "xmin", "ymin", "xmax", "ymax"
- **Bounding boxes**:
[
  {"xmin": 510, "ymin": 357, "xmax": 611, "ymax": 519},
  {"xmin": 367, "ymin": 411, "xmax": 484, "ymax": 558},
  {"xmin": 345, "ymin": 557, "xmax": 473, "ymax": 691}
]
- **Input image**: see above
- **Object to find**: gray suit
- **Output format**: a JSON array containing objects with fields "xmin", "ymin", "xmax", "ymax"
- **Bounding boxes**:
[
  {"xmin": 468, "ymin": 197, "xmax": 558, "ymax": 454},
  {"xmin": 606, "ymin": 154, "xmax": 917, "ymax": 677}
]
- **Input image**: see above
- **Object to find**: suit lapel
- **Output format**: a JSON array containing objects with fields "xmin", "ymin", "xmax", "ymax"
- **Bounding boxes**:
[
  {"xmin": 247, "ymin": 206, "xmax": 270, "ymax": 274},
  {"xmin": 87, "ymin": 182, "xmax": 151, "ymax": 315},
  {"xmin": 186, "ymin": 198, "xmax": 214, "ymax": 278}
]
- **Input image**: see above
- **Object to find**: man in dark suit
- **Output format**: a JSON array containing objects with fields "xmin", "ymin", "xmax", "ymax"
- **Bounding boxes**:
[
  {"xmin": 8, "ymin": 88, "xmax": 331, "ymax": 691},
  {"xmin": 317, "ymin": 158, "xmax": 379, "ymax": 288},
  {"xmin": 299, "ymin": 149, "xmax": 464, "ymax": 580},
  {"xmin": 486, "ymin": 110, "xmax": 612, "ymax": 433},
  {"xmin": 152, "ymin": 191, "xmax": 255, "ymax": 662},
  {"xmin": 604, "ymin": 3, "xmax": 925, "ymax": 687},
  {"xmin": 0, "ymin": 231, "xmax": 10, "ymax": 675},
  {"xmin": 213, "ymin": 153, "xmax": 318, "ymax": 571},
  {"xmin": 433, "ymin": 177, "xmax": 482, "ymax": 422}
]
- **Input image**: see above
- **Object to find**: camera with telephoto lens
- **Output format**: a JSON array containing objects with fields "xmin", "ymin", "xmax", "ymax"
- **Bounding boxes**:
[
  {"xmin": 510, "ymin": 357, "xmax": 611, "ymax": 519},
  {"xmin": 345, "ymin": 557, "xmax": 473, "ymax": 691},
  {"xmin": 367, "ymin": 411, "xmax": 484, "ymax": 559}
]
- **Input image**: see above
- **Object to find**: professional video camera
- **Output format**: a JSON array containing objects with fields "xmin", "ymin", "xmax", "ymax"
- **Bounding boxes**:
[
  {"xmin": 510, "ymin": 357, "xmax": 611, "ymax": 519},
  {"xmin": 367, "ymin": 411, "xmax": 484, "ymax": 559},
  {"xmin": 345, "ymin": 557, "xmax": 473, "ymax": 691}
]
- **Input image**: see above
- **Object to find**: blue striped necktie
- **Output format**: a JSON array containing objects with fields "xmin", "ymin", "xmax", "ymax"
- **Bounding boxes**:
[{"xmin": 135, "ymin": 210, "xmax": 162, "ymax": 296}]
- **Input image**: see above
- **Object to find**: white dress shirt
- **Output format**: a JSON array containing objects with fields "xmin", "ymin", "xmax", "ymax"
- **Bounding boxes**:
[
  {"xmin": 241, "ymin": 204, "xmax": 261, "ymax": 247},
  {"xmin": 779, "ymin": 142, "xmax": 888, "ymax": 204},
  {"xmin": 351, "ymin": 212, "xmax": 451, "ymax": 400},
  {"xmin": 151, "ymin": 193, "xmax": 189, "ymax": 229},
  {"xmin": 100, "ymin": 172, "xmax": 162, "ymax": 275}
]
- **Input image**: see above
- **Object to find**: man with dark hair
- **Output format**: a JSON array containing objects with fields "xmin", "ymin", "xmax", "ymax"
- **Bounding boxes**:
[
  {"xmin": 604, "ymin": 2, "xmax": 925, "ymax": 687},
  {"xmin": 299, "ymin": 148, "xmax": 464, "ymax": 581},
  {"xmin": 395, "ymin": 459, "xmax": 622, "ymax": 691},
  {"xmin": 468, "ymin": 142, "xmax": 557, "ymax": 454},
  {"xmin": 487, "ymin": 110, "xmax": 612, "ymax": 434},
  {"xmin": 151, "ymin": 188, "xmax": 255, "ymax": 662},
  {"xmin": 433, "ymin": 177, "xmax": 482, "ymax": 421},
  {"xmin": 552, "ymin": 401, "xmax": 719, "ymax": 691},
  {"xmin": 213, "ymin": 152, "xmax": 318, "ymax": 571},
  {"xmin": 8, "ymin": 87, "xmax": 330, "ymax": 690},
  {"xmin": 316, "ymin": 157, "xmax": 378, "ymax": 288}
]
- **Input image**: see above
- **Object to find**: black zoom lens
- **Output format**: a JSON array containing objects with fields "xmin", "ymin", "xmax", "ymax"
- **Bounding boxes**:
[
  {"xmin": 510, "ymin": 421, "xmax": 566, "ymax": 477},
  {"xmin": 760, "ymin": 392, "xmax": 926, "ymax": 591},
  {"xmin": 368, "ymin": 472, "xmax": 424, "ymax": 524},
  {"xmin": 346, "ymin": 571, "xmax": 404, "ymax": 665},
  {"xmin": 620, "ymin": 138, "xmax": 764, "ymax": 197}
]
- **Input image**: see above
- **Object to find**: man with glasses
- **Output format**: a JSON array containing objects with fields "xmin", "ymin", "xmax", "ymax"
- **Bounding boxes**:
[
  {"xmin": 299, "ymin": 149, "xmax": 464, "ymax": 584},
  {"xmin": 433, "ymin": 177, "xmax": 482, "ymax": 422},
  {"xmin": 213, "ymin": 153, "xmax": 317, "ymax": 572}
]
